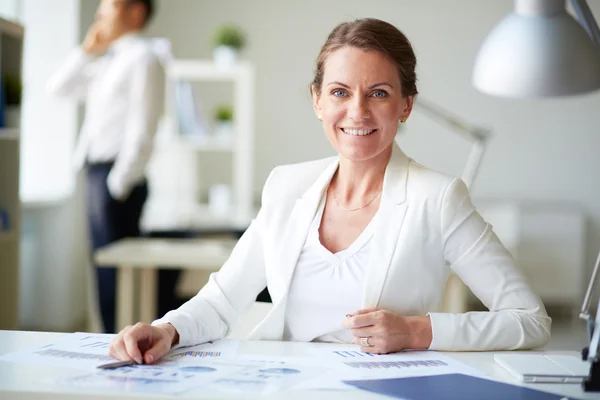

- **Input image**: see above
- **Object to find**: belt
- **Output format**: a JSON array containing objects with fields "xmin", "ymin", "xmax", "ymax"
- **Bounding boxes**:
[{"xmin": 85, "ymin": 161, "xmax": 115, "ymax": 168}]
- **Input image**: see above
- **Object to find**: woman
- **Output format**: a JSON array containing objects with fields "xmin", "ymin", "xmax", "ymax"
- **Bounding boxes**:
[{"xmin": 109, "ymin": 18, "xmax": 551, "ymax": 365}]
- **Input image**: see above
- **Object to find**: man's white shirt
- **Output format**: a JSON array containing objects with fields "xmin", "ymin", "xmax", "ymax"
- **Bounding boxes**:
[{"xmin": 47, "ymin": 33, "xmax": 165, "ymax": 200}]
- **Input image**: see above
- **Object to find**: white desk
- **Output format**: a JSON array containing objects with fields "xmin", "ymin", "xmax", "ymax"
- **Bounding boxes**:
[
  {"xmin": 94, "ymin": 238, "xmax": 237, "ymax": 330},
  {"xmin": 0, "ymin": 330, "xmax": 596, "ymax": 399},
  {"xmin": 140, "ymin": 201, "xmax": 255, "ymax": 232}
]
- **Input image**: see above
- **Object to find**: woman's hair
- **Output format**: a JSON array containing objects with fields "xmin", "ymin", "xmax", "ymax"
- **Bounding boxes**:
[{"xmin": 311, "ymin": 18, "xmax": 418, "ymax": 98}]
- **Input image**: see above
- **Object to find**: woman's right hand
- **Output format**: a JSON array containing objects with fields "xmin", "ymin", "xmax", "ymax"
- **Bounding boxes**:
[
  {"xmin": 108, "ymin": 322, "xmax": 179, "ymax": 365},
  {"xmin": 82, "ymin": 23, "xmax": 111, "ymax": 55}
]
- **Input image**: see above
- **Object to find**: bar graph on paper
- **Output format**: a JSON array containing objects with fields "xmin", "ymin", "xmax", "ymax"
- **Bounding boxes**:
[
  {"xmin": 164, "ymin": 339, "xmax": 239, "ymax": 360},
  {"xmin": 332, "ymin": 351, "xmax": 376, "ymax": 359},
  {"xmin": 331, "ymin": 350, "xmax": 451, "ymax": 370},
  {"xmin": 33, "ymin": 349, "xmax": 113, "ymax": 362},
  {"xmin": 78, "ymin": 335, "xmax": 112, "ymax": 348},
  {"xmin": 344, "ymin": 359, "xmax": 448, "ymax": 369},
  {"xmin": 168, "ymin": 351, "xmax": 223, "ymax": 359}
]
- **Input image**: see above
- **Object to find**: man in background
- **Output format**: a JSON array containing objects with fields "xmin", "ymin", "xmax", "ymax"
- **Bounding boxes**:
[{"xmin": 48, "ymin": 0, "xmax": 165, "ymax": 333}]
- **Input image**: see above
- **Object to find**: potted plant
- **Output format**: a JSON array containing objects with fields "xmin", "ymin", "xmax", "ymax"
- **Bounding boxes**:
[
  {"xmin": 212, "ymin": 25, "xmax": 246, "ymax": 68},
  {"xmin": 213, "ymin": 104, "xmax": 234, "ymax": 141},
  {"xmin": 3, "ymin": 75, "xmax": 21, "ymax": 128}
]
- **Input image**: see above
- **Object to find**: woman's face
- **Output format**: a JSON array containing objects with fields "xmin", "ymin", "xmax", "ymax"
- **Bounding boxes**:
[{"xmin": 313, "ymin": 46, "xmax": 413, "ymax": 164}]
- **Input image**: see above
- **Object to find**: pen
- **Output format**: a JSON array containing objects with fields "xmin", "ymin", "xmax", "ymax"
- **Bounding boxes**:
[{"xmin": 97, "ymin": 359, "xmax": 138, "ymax": 370}]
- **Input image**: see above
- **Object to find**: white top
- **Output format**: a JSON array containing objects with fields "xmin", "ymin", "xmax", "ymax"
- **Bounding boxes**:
[
  {"xmin": 47, "ymin": 33, "xmax": 166, "ymax": 200},
  {"xmin": 283, "ymin": 194, "xmax": 378, "ymax": 343}
]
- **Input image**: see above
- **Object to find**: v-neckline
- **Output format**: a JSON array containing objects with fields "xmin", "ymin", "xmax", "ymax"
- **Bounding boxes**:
[{"xmin": 309, "ymin": 193, "xmax": 379, "ymax": 264}]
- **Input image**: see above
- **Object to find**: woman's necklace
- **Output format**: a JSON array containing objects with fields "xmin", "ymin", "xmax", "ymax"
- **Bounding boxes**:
[{"xmin": 332, "ymin": 189, "xmax": 382, "ymax": 212}]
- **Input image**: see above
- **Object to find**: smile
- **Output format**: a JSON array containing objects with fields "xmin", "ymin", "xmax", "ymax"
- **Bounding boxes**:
[{"xmin": 341, "ymin": 128, "xmax": 377, "ymax": 136}]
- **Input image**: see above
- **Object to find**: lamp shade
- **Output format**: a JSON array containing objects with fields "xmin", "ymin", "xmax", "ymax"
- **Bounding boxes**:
[{"xmin": 472, "ymin": 0, "xmax": 600, "ymax": 98}]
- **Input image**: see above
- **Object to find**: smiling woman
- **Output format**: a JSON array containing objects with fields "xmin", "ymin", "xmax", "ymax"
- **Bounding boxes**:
[
  {"xmin": 313, "ymin": 47, "xmax": 411, "ymax": 165},
  {"xmin": 108, "ymin": 18, "xmax": 551, "ymax": 364}
]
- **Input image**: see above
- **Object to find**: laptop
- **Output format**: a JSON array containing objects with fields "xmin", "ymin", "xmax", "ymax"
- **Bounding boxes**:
[{"xmin": 494, "ymin": 353, "xmax": 590, "ymax": 383}]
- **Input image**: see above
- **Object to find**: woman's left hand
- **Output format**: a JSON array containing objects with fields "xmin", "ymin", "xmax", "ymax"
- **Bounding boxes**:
[{"xmin": 342, "ymin": 308, "xmax": 433, "ymax": 354}]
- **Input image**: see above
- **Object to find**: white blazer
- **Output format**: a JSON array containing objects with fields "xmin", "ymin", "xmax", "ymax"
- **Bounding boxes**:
[{"xmin": 155, "ymin": 143, "xmax": 551, "ymax": 351}]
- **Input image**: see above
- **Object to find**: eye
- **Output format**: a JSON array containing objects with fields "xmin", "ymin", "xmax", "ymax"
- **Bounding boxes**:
[
  {"xmin": 371, "ymin": 90, "xmax": 388, "ymax": 98},
  {"xmin": 331, "ymin": 89, "xmax": 348, "ymax": 97}
]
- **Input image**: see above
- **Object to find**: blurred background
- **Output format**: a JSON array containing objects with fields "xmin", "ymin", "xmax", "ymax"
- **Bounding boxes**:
[{"xmin": 0, "ymin": 0, "xmax": 598, "ymax": 350}]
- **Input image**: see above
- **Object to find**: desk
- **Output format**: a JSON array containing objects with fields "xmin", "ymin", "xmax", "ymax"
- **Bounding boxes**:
[
  {"xmin": 0, "ymin": 330, "xmax": 596, "ymax": 399},
  {"xmin": 94, "ymin": 238, "xmax": 237, "ymax": 330}
]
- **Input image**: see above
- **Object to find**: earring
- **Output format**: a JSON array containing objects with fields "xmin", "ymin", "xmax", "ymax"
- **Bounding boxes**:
[
  {"xmin": 317, "ymin": 115, "xmax": 323, "ymax": 121},
  {"xmin": 400, "ymin": 117, "xmax": 407, "ymax": 123}
]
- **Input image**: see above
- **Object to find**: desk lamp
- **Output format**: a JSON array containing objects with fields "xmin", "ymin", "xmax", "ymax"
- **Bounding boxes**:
[
  {"xmin": 414, "ymin": 98, "xmax": 490, "ymax": 190},
  {"xmin": 472, "ymin": 0, "xmax": 600, "ymax": 391},
  {"xmin": 406, "ymin": 99, "xmax": 490, "ymax": 315},
  {"xmin": 580, "ymin": 253, "xmax": 600, "ymax": 391}
]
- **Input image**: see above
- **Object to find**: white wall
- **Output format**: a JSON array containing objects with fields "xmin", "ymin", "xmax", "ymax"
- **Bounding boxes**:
[
  {"xmin": 18, "ymin": 0, "xmax": 91, "ymax": 331},
  {"xmin": 0, "ymin": 0, "xmax": 19, "ymax": 19},
  {"xmin": 20, "ymin": 0, "xmax": 78, "ymax": 200},
  {"xmin": 80, "ymin": 0, "xmax": 600, "ymax": 287}
]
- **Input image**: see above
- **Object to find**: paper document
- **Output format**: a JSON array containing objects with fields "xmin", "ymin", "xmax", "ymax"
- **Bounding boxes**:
[
  {"xmin": 55, "ymin": 362, "xmax": 245, "ymax": 395},
  {"xmin": 295, "ymin": 344, "xmax": 486, "ymax": 391},
  {"xmin": 53, "ymin": 356, "xmax": 324, "ymax": 396},
  {"xmin": 2, "ymin": 336, "xmax": 487, "ymax": 396},
  {"xmin": 344, "ymin": 373, "xmax": 569, "ymax": 400},
  {"xmin": 0, "ymin": 333, "xmax": 238, "ymax": 371},
  {"xmin": 163, "ymin": 338, "xmax": 238, "ymax": 361},
  {"xmin": 198, "ymin": 356, "xmax": 328, "ymax": 395},
  {"xmin": 0, "ymin": 332, "xmax": 117, "ymax": 369}
]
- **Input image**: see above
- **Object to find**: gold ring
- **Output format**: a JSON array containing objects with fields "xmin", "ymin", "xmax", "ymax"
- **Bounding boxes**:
[{"xmin": 360, "ymin": 337, "xmax": 371, "ymax": 347}]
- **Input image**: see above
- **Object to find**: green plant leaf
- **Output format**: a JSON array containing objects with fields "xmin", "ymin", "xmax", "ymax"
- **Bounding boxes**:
[
  {"xmin": 212, "ymin": 25, "xmax": 246, "ymax": 50},
  {"xmin": 214, "ymin": 105, "xmax": 234, "ymax": 121}
]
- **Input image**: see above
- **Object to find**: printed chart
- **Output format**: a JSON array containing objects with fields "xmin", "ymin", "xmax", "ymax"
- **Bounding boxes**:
[
  {"xmin": 163, "ymin": 339, "xmax": 238, "ymax": 361},
  {"xmin": 205, "ymin": 359, "xmax": 326, "ymax": 395},
  {"xmin": 2, "ymin": 335, "xmax": 488, "ymax": 396},
  {"xmin": 33, "ymin": 349, "xmax": 113, "ymax": 363},
  {"xmin": 60, "ymin": 362, "xmax": 244, "ymax": 395},
  {"xmin": 0, "ymin": 332, "xmax": 117, "ymax": 369},
  {"xmin": 344, "ymin": 359, "xmax": 448, "ymax": 369},
  {"xmin": 332, "ymin": 350, "xmax": 376, "ymax": 358},
  {"xmin": 167, "ymin": 350, "xmax": 223, "ymax": 358}
]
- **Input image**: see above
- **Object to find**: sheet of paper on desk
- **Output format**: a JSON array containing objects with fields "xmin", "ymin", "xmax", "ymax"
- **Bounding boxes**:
[
  {"xmin": 53, "ymin": 356, "xmax": 326, "ymax": 396},
  {"xmin": 0, "ymin": 332, "xmax": 118, "ymax": 369},
  {"xmin": 0, "ymin": 334, "xmax": 238, "ymax": 371},
  {"xmin": 163, "ymin": 338, "xmax": 238, "ymax": 361},
  {"xmin": 295, "ymin": 344, "xmax": 486, "ymax": 391},
  {"xmin": 53, "ymin": 362, "xmax": 245, "ymax": 395},
  {"xmin": 198, "ymin": 356, "xmax": 329, "ymax": 395}
]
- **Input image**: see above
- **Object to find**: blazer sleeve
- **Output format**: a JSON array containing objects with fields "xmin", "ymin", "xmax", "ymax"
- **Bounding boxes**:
[
  {"xmin": 152, "ymin": 168, "xmax": 278, "ymax": 347},
  {"xmin": 106, "ymin": 53, "xmax": 165, "ymax": 201},
  {"xmin": 46, "ymin": 48, "xmax": 98, "ymax": 101},
  {"xmin": 427, "ymin": 178, "xmax": 551, "ymax": 351}
]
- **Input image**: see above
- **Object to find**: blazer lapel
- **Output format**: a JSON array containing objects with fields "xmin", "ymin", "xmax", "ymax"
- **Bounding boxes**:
[
  {"xmin": 254, "ymin": 159, "xmax": 339, "ymax": 341},
  {"xmin": 274, "ymin": 158, "xmax": 340, "ymax": 300},
  {"xmin": 362, "ymin": 143, "xmax": 410, "ymax": 308}
]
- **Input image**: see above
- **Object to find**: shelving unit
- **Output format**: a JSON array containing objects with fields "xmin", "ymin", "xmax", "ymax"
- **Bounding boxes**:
[
  {"xmin": 143, "ymin": 60, "xmax": 255, "ymax": 233},
  {"xmin": 157, "ymin": 134, "xmax": 234, "ymax": 152},
  {"xmin": 0, "ymin": 17, "xmax": 23, "ymax": 330},
  {"xmin": 0, "ymin": 127, "xmax": 19, "ymax": 140},
  {"xmin": 0, "ymin": 231, "xmax": 16, "ymax": 243}
]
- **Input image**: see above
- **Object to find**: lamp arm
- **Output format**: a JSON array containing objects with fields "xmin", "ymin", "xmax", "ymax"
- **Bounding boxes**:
[
  {"xmin": 415, "ymin": 98, "xmax": 490, "ymax": 142},
  {"xmin": 580, "ymin": 250, "xmax": 600, "ymax": 392},
  {"xmin": 571, "ymin": 0, "xmax": 600, "ymax": 46},
  {"xmin": 581, "ymin": 251, "xmax": 600, "ymax": 320},
  {"xmin": 414, "ymin": 98, "xmax": 490, "ymax": 190},
  {"xmin": 590, "ymin": 300, "xmax": 600, "ymax": 361},
  {"xmin": 461, "ymin": 141, "xmax": 487, "ymax": 190}
]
